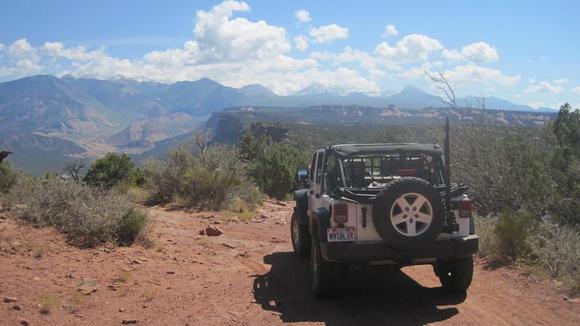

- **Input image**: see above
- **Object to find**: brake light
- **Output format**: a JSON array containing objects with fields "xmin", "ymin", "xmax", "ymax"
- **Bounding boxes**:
[
  {"xmin": 458, "ymin": 199, "xmax": 472, "ymax": 218},
  {"xmin": 333, "ymin": 204, "xmax": 348, "ymax": 224}
]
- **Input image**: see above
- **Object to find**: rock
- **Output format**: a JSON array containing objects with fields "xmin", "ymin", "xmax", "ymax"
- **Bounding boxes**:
[
  {"xmin": 3, "ymin": 296, "xmax": 18, "ymax": 303},
  {"xmin": 221, "ymin": 242, "xmax": 237, "ymax": 249},
  {"xmin": 166, "ymin": 271, "xmax": 175, "ymax": 274},
  {"xmin": 11, "ymin": 304, "xmax": 22, "ymax": 311},
  {"xmin": 119, "ymin": 308, "xmax": 125, "ymax": 312},
  {"xmin": 122, "ymin": 319, "xmax": 138, "ymax": 324},
  {"xmin": 212, "ymin": 220, "xmax": 221, "ymax": 225},
  {"xmin": 204, "ymin": 225, "xmax": 223, "ymax": 237},
  {"xmin": 20, "ymin": 319, "xmax": 29, "ymax": 326},
  {"xmin": 275, "ymin": 201, "xmax": 287, "ymax": 206},
  {"xmin": 198, "ymin": 229, "xmax": 205, "ymax": 236},
  {"xmin": 260, "ymin": 214, "xmax": 268, "ymax": 219},
  {"xmin": 78, "ymin": 279, "xmax": 98, "ymax": 295}
]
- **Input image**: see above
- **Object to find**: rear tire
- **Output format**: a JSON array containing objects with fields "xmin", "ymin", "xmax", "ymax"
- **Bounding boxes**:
[
  {"xmin": 311, "ymin": 235, "xmax": 338, "ymax": 297},
  {"xmin": 435, "ymin": 255, "xmax": 474, "ymax": 292},
  {"xmin": 291, "ymin": 212, "xmax": 310, "ymax": 257}
]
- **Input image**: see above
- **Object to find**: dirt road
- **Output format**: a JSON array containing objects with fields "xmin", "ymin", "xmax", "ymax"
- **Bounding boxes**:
[{"xmin": 0, "ymin": 201, "xmax": 578, "ymax": 325}]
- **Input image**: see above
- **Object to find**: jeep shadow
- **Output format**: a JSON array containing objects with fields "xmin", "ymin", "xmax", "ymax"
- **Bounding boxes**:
[{"xmin": 253, "ymin": 252, "xmax": 466, "ymax": 326}]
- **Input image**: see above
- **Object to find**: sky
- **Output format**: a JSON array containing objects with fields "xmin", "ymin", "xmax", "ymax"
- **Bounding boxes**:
[{"xmin": 1, "ymin": 0, "xmax": 579, "ymax": 109}]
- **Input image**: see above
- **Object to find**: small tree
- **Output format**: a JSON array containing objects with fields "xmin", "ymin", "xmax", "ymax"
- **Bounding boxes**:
[
  {"xmin": 84, "ymin": 153, "xmax": 135, "ymax": 189},
  {"xmin": 62, "ymin": 159, "xmax": 85, "ymax": 182}
]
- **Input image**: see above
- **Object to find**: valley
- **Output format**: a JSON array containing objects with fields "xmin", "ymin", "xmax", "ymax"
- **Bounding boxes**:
[{"xmin": 0, "ymin": 75, "xmax": 556, "ymax": 174}]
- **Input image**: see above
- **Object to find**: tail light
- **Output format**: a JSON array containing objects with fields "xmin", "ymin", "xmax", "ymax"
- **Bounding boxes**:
[
  {"xmin": 333, "ymin": 204, "xmax": 348, "ymax": 224},
  {"xmin": 458, "ymin": 199, "xmax": 472, "ymax": 218}
]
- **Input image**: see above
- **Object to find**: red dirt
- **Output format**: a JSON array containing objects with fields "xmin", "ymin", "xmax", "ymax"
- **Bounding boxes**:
[{"xmin": 0, "ymin": 201, "xmax": 578, "ymax": 325}]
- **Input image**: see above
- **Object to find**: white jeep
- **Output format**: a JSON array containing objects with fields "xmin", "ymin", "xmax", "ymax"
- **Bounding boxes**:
[{"xmin": 291, "ymin": 142, "xmax": 478, "ymax": 297}]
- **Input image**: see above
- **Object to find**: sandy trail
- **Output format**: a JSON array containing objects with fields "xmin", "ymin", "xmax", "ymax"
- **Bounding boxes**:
[{"xmin": 0, "ymin": 201, "xmax": 578, "ymax": 325}]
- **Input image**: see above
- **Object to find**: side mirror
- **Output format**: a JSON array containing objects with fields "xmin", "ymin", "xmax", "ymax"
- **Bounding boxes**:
[{"xmin": 297, "ymin": 168, "xmax": 308, "ymax": 183}]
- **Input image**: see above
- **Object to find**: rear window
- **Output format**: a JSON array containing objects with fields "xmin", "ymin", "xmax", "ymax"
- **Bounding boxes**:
[{"xmin": 341, "ymin": 153, "xmax": 441, "ymax": 188}]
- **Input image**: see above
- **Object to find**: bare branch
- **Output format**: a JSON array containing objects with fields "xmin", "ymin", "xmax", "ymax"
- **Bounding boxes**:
[{"xmin": 425, "ymin": 71, "xmax": 458, "ymax": 109}]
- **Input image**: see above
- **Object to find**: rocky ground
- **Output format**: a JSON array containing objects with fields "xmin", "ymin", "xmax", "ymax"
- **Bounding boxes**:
[{"xmin": 0, "ymin": 200, "xmax": 578, "ymax": 325}]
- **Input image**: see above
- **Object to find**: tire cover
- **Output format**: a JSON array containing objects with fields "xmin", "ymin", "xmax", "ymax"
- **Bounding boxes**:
[{"xmin": 372, "ymin": 177, "xmax": 445, "ymax": 250}]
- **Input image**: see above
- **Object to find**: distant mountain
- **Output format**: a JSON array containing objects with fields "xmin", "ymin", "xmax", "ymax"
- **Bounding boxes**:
[
  {"xmin": 385, "ymin": 86, "xmax": 443, "ymax": 110},
  {"xmin": 0, "ymin": 74, "xmax": 557, "ymax": 174}
]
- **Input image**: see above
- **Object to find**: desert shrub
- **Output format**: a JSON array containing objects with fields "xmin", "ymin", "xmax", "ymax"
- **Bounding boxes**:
[
  {"xmin": 526, "ymin": 220, "xmax": 580, "ymax": 279},
  {"xmin": 474, "ymin": 215, "xmax": 500, "ymax": 258},
  {"xmin": 227, "ymin": 196, "xmax": 249, "ymax": 213},
  {"xmin": 8, "ymin": 176, "xmax": 147, "ymax": 247},
  {"xmin": 0, "ymin": 161, "xmax": 17, "ymax": 193},
  {"xmin": 494, "ymin": 211, "xmax": 533, "ymax": 261},
  {"xmin": 144, "ymin": 145, "xmax": 263, "ymax": 210},
  {"xmin": 227, "ymin": 179, "xmax": 265, "ymax": 211},
  {"xmin": 116, "ymin": 208, "xmax": 147, "ymax": 246},
  {"xmin": 84, "ymin": 153, "xmax": 142, "ymax": 189}
]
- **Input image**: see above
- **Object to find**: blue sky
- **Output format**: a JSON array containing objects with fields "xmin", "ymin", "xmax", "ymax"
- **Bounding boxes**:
[{"xmin": 1, "ymin": 0, "xmax": 579, "ymax": 108}]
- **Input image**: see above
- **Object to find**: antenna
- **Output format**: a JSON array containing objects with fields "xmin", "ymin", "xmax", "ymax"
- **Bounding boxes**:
[{"xmin": 444, "ymin": 117, "xmax": 455, "ymax": 230}]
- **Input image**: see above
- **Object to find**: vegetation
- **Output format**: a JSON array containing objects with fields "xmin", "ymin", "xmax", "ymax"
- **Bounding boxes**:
[
  {"xmin": 0, "ymin": 161, "xmax": 17, "ymax": 193},
  {"xmin": 143, "ymin": 143, "xmax": 264, "ymax": 210},
  {"xmin": 239, "ymin": 130, "xmax": 309, "ymax": 199},
  {"xmin": 84, "ymin": 153, "xmax": 144, "ymax": 189},
  {"xmin": 8, "ymin": 175, "xmax": 147, "ymax": 247}
]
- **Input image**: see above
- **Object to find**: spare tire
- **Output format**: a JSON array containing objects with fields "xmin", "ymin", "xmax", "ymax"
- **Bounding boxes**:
[{"xmin": 372, "ymin": 177, "xmax": 444, "ymax": 250}]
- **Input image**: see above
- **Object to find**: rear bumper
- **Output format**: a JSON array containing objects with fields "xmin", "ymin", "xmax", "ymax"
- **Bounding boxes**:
[{"xmin": 320, "ymin": 235, "xmax": 479, "ymax": 264}]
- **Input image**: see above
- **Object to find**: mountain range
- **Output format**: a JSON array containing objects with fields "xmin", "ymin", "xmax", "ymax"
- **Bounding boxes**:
[{"xmin": 0, "ymin": 74, "xmax": 557, "ymax": 174}]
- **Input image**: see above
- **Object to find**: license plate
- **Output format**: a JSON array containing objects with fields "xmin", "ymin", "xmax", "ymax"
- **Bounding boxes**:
[{"xmin": 327, "ymin": 227, "xmax": 355, "ymax": 242}]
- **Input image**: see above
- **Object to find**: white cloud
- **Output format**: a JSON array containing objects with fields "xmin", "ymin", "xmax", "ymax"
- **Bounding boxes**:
[
  {"xmin": 441, "ymin": 42, "xmax": 498, "ymax": 63},
  {"xmin": 375, "ymin": 34, "xmax": 443, "ymax": 62},
  {"xmin": 294, "ymin": 35, "xmax": 309, "ymax": 51},
  {"xmin": 311, "ymin": 46, "xmax": 388, "ymax": 77},
  {"xmin": 193, "ymin": 1, "xmax": 290, "ymax": 62},
  {"xmin": 524, "ymin": 81, "xmax": 564, "ymax": 94},
  {"xmin": 570, "ymin": 86, "xmax": 580, "ymax": 95},
  {"xmin": 382, "ymin": 24, "xmax": 398, "ymax": 37},
  {"xmin": 294, "ymin": 9, "xmax": 311, "ymax": 23},
  {"xmin": 0, "ymin": 39, "xmax": 42, "ymax": 77},
  {"xmin": 440, "ymin": 64, "xmax": 520, "ymax": 88},
  {"xmin": 461, "ymin": 42, "xmax": 498, "ymax": 62},
  {"xmin": 441, "ymin": 49, "xmax": 464, "ymax": 62},
  {"xmin": 309, "ymin": 24, "xmax": 349, "ymax": 43}
]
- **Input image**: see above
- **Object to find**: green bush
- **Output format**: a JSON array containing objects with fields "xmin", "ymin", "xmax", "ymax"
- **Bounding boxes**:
[
  {"xmin": 0, "ymin": 161, "xmax": 17, "ymax": 193},
  {"xmin": 8, "ymin": 176, "xmax": 147, "ymax": 247},
  {"xmin": 239, "ymin": 128, "xmax": 309, "ymax": 199},
  {"xmin": 494, "ymin": 211, "xmax": 533, "ymax": 261},
  {"xmin": 116, "ymin": 208, "xmax": 147, "ymax": 246},
  {"xmin": 84, "ymin": 153, "xmax": 141, "ymax": 189}
]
